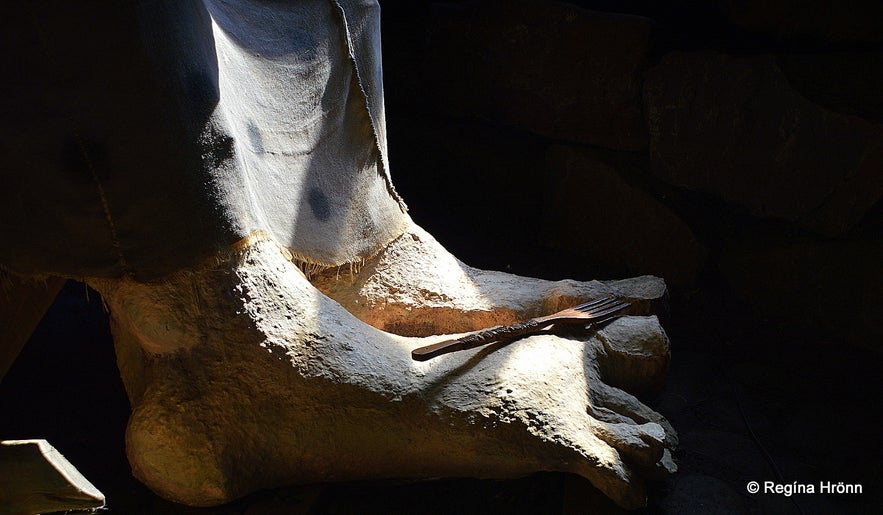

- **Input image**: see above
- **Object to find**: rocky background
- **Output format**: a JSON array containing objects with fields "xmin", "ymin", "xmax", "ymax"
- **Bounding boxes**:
[
  {"xmin": 383, "ymin": 0, "xmax": 883, "ymax": 350},
  {"xmin": 1, "ymin": 0, "xmax": 881, "ymax": 513}
]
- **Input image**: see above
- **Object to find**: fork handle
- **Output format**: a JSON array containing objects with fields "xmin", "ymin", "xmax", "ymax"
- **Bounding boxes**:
[{"xmin": 411, "ymin": 317, "xmax": 549, "ymax": 361}]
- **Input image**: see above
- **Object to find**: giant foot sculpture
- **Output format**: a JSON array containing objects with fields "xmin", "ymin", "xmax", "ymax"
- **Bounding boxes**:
[
  {"xmin": 2, "ymin": 0, "xmax": 677, "ymax": 509},
  {"xmin": 89, "ymin": 233, "xmax": 675, "ymax": 509}
]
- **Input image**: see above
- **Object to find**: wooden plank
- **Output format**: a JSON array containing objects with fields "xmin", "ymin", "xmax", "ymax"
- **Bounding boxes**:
[{"xmin": 0, "ymin": 439, "xmax": 105, "ymax": 514}]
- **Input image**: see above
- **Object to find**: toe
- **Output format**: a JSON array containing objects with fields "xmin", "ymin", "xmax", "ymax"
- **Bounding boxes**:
[
  {"xmin": 591, "ymin": 381, "xmax": 679, "ymax": 449},
  {"xmin": 593, "ymin": 315, "xmax": 671, "ymax": 393},
  {"xmin": 588, "ymin": 417, "xmax": 667, "ymax": 468}
]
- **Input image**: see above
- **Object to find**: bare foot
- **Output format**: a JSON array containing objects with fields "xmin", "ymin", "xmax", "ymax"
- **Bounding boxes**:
[{"xmin": 88, "ymin": 234, "xmax": 675, "ymax": 509}]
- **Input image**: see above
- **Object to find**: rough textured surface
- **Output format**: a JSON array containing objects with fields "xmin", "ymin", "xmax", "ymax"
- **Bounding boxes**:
[
  {"xmin": 313, "ymin": 219, "xmax": 669, "ymax": 336},
  {"xmin": 541, "ymin": 145, "xmax": 707, "ymax": 287},
  {"xmin": 89, "ymin": 236, "xmax": 675, "ymax": 509},
  {"xmin": 644, "ymin": 51, "xmax": 883, "ymax": 236},
  {"xmin": 5, "ymin": 278, "xmax": 880, "ymax": 514},
  {"xmin": 424, "ymin": 0, "xmax": 653, "ymax": 151}
]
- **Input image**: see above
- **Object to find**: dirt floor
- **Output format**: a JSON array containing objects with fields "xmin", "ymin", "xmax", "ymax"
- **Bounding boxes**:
[{"xmin": 1, "ymin": 279, "xmax": 879, "ymax": 514}]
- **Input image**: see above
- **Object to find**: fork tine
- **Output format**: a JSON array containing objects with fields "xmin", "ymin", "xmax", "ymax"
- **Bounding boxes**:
[
  {"xmin": 574, "ymin": 296, "xmax": 619, "ymax": 312},
  {"xmin": 583, "ymin": 301, "xmax": 630, "ymax": 320}
]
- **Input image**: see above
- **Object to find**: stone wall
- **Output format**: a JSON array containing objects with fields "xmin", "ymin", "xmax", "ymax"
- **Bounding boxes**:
[{"xmin": 382, "ymin": 0, "xmax": 883, "ymax": 350}]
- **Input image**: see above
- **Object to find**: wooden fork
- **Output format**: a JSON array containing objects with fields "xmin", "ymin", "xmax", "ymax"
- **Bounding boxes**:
[{"xmin": 411, "ymin": 297, "xmax": 632, "ymax": 361}]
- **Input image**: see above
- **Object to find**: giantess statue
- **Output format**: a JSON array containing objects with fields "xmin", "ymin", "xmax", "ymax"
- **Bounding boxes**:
[{"xmin": 0, "ymin": 1, "xmax": 675, "ymax": 509}]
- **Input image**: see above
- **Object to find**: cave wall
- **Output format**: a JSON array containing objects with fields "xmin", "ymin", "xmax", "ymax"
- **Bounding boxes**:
[{"xmin": 380, "ymin": 0, "xmax": 883, "ymax": 351}]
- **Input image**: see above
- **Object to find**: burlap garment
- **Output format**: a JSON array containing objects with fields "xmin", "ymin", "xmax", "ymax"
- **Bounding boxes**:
[{"xmin": 0, "ymin": 0, "xmax": 406, "ymax": 280}]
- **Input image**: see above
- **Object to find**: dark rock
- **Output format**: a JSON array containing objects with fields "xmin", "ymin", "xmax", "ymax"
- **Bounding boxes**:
[
  {"xmin": 778, "ymin": 51, "xmax": 883, "ymax": 123},
  {"xmin": 387, "ymin": 117, "xmax": 549, "ymax": 274},
  {"xmin": 721, "ymin": 0, "xmax": 883, "ymax": 44},
  {"xmin": 562, "ymin": 474, "xmax": 626, "ymax": 514},
  {"xmin": 542, "ymin": 145, "xmax": 707, "ymax": 286},
  {"xmin": 644, "ymin": 51, "xmax": 883, "ymax": 236},
  {"xmin": 425, "ymin": 0, "xmax": 653, "ymax": 151},
  {"xmin": 659, "ymin": 473, "xmax": 754, "ymax": 515},
  {"xmin": 720, "ymin": 232, "xmax": 883, "ymax": 350}
]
